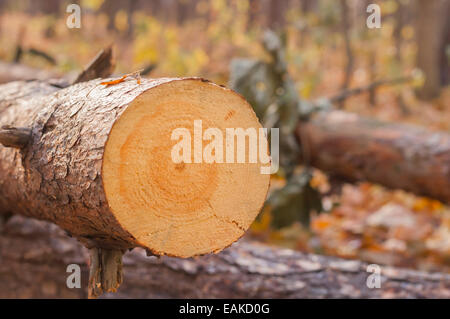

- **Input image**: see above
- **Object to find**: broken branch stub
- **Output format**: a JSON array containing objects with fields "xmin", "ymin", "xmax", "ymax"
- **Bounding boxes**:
[{"xmin": 0, "ymin": 126, "xmax": 31, "ymax": 149}]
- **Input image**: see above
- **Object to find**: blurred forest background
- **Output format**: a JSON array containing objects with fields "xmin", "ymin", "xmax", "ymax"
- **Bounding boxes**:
[{"xmin": 0, "ymin": 0, "xmax": 449, "ymax": 273}]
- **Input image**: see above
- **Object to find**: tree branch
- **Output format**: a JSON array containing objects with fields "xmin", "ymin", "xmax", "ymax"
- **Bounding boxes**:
[
  {"xmin": 73, "ymin": 46, "xmax": 115, "ymax": 84},
  {"xmin": 0, "ymin": 126, "xmax": 31, "ymax": 149},
  {"xmin": 88, "ymin": 248, "xmax": 124, "ymax": 298}
]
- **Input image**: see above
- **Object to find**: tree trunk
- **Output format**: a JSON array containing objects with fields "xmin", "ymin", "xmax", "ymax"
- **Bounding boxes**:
[
  {"xmin": 0, "ymin": 61, "xmax": 62, "ymax": 84},
  {"xmin": 267, "ymin": 0, "xmax": 286, "ymax": 30},
  {"xmin": 339, "ymin": 0, "xmax": 353, "ymax": 97},
  {"xmin": 0, "ymin": 46, "xmax": 112, "ymax": 85},
  {"xmin": 297, "ymin": 110, "xmax": 450, "ymax": 205},
  {"xmin": 415, "ymin": 0, "xmax": 449, "ymax": 100},
  {"xmin": 1, "ymin": 215, "xmax": 449, "ymax": 298},
  {"xmin": 0, "ymin": 78, "xmax": 270, "ymax": 258}
]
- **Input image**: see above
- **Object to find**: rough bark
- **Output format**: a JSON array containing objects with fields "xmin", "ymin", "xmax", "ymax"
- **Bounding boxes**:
[
  {"xmin": 0, "ymin": 78, "xmax": 211, "ymax": 250},
  {"xmin": 0, "ymin": 215, "xmax": 448, "ymax": 299},
  {"xmin": 297, "ymin": 110, "xmax": 450, "ymax": 205}
]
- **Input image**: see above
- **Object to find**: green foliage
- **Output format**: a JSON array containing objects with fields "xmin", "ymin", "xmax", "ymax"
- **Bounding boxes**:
[
  {"xmin": 230, "ymin": 30, "xmax": 300, "ymax": 177},
  {"xmin": 266, "ymin": 170, "xmax": 323, "ymax": 229},
  {"xmin": 230, "ymin": 30, "xmax": 324, "ymax": 229}
]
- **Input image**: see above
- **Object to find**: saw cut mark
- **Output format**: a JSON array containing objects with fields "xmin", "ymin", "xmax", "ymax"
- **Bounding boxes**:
[{"xmin": 102, "ymin": 79, "xmax": 270, "ymax": 257}]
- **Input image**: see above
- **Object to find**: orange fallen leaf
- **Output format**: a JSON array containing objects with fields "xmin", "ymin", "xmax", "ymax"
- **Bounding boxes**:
[
  {"xmin": 100, "ymin": 74, "xmax": 127, "ymax": 86},
  {"xmin": 412, "ymin": 197, "xmax": 444, "ymax": 212},
  {"xmin": 311, "ymin": 216, "xmax": 333, "ymax": 231},
  {"xmin": 100, "ymin": 69, "xmax": 143, "ymax": 86}
]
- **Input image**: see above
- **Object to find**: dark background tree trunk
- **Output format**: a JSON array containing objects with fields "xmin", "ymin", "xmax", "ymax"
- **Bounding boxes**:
[{"xmin": 415, "ymin": 0, "xmax": 449, "ymax": 100}]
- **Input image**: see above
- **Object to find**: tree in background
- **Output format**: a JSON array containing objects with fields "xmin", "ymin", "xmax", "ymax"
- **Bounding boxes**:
[{"xmin": 415, "ymin": 0, "xmax": 449, "ymax": 100}]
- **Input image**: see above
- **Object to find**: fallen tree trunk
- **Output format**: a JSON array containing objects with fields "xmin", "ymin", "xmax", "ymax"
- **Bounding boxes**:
[
  {"xmin": 0, "ymin": 47, "xmax": 112, "ymax": 86},
  {"xmin": 297, "ymin": 110, "xmax": 450, "ymax": 205},
  {"xmin": 0, "ymin": 78, "xmax": 269, "ymax": 259},
  {"xmin": 1, "ymin": 215, "xmax": 449, "ymax": 298},
  {"xmin": 0, "ymin": 61, "xmax": 62, "ymax": 84}
]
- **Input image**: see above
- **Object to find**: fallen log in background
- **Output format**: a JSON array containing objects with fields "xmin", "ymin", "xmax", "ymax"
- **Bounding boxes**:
[
  {"xmin": 0, "ymin": 78, "xmax": 269, "ymax": 257},
  {"xmin": 1, "ymin": 215, "xmax": 449, "ymax": 298},
  {"xmin": 297, "ymin": 110, "xmax": 450, "ymax": 205},
  {"xmin": 0, "ymin": 47, "xmax": 112, "ymax": 86},
  {"xmin": 0, "ymin": 61, "xmax": 62, "ymax": 84}
]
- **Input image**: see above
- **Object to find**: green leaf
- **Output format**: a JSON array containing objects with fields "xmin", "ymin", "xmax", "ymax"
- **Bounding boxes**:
[{"xmin": 266, "ymin": 171, "xmax": 323, "ymax": 229}]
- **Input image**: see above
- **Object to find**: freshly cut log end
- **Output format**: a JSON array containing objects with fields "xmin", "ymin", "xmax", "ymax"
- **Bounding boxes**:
[
  {"xmin": 102, "ymin": 79, "xmax": 270, "ymax": 257},
  {"xmin": 0, "ymin": 77, "xmax": 269, "ymax": 257}
]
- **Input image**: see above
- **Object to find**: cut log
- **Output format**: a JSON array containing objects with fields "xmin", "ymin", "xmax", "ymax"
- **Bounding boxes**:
[
  {"xmin": 1, "ymin": 215, "xmax": 449, "ymax": 298},
  {"xmin": 297, "ymin": 110, "xmax": 450, "ymax": 204},
  {"xmin": 0, "ymin": 78, "xmax": 270, "ymax": 257}
]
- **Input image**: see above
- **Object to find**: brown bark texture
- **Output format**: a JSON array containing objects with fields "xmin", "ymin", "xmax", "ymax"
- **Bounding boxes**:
[
  {"xmin": 0, "ymin": 78, "xmax": 196, "ymax": 250},
  {"xmin": 297, "ymin": 110, "xmax": 450, "ymax": 205},
  {"xmin": 1, "ymin": 215, "xmax": 449, "ymax": 299}
]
